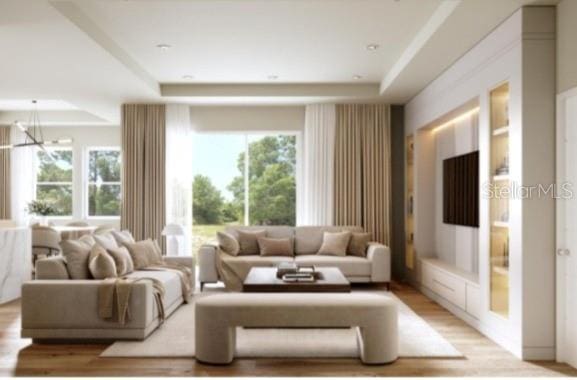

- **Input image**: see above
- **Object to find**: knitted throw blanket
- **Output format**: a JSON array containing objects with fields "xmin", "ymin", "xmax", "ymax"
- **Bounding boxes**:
[
  {"xmin": 98, "ymin": 263, "xmax": 192, "ymax": 325},
  {"xmin": 98, "ymin": 277, "xmax": 165, "ymax": 325}
]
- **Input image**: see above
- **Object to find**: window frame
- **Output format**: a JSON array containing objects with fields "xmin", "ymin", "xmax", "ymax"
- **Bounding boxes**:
[
  {"xmin": 84, "ymin": 146, "xmax": 122, "ymax": 220},
  {"xmin": 35, "ymin": 147, "xmax": 74, "ymax": 219},
  {"xmin": 191, "ymin": 130, "xmax": 301, "ymax": 226}
]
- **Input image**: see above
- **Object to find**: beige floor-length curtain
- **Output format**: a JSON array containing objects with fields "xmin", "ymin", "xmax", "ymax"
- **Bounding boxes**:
[
  {"xmin": 121, "ymin": 104, "xmax": 166, "ymax": 245},
  {"xmin": 0, "ymin": 127, "xmax": 11, "ymax": 219},
  {"xmin": 334, "ymin": 104, "xmax": 391, "ymax": 245}
]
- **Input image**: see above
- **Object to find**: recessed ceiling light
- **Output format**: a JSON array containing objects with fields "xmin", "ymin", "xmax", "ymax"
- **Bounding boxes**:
[
  {"xmin": 182, "ymin": 75, "xmax": 194, "ymax": 80},
  {"xmin": 156, "ymin": 44, "xmax": 171, "ymax": 51},
  {"xmin": 366, "ymin": 44, "xmax": 380, "ymax": 51},
  {"xmin": 268, "ymin": 75, "xmax": 279, "ymax": 80},
  {"xmin": 353, "ymin": 75, "xmax": 363, "ymax": 80}
]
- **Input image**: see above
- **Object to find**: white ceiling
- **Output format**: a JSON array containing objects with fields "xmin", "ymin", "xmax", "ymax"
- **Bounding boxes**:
[
  {"xmin": 0, "ymin": 99, "xmax": 77, "ymax": 111},
  {"xmin": 76, "ymin": 0, "xmax": 442, "ymax": 83},
  {"xmin": 0, "ymin": 0, "xmax": 559, "ymax": 124}
]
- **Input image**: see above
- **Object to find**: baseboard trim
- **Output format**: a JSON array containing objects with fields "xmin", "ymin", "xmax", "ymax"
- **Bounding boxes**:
[{"xmin": 522, "ymin": 346, "xmax": 555, "ymax": 361}]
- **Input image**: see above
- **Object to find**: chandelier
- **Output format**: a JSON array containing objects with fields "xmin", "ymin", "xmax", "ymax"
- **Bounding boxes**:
[{"xmin": 0, "ymin": 100, "xmax": 72, "ymax": 151}]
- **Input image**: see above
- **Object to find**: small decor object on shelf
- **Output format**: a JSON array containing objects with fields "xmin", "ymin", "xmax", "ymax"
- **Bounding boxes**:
[
  {"xmin": 500, "ymin": 210, "xmax": 509, "ymax": 223},
  {"xmin": 495, "ymin": 156, "xmax": 509, "ymax": 176}
]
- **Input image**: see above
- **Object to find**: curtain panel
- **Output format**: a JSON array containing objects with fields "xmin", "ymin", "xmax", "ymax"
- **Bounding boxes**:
[
  {"xmin": 297, "ymin": 104, "xmax": 336, "ymax": 226},
  {"xmin": 334, "ymin": 104, "xmax": 391, "ymax": 245},
  {"xmin": 0, "ymin": 127, "xmax": 11, "ymax": 219},
  {"xmin": 165, "ymin": 104, "xmax": 193, "ymax": 256},
  {"xmin": 10, "ymin": 125, "xmax": 36, "ymax": 226},
  {"xmin": 121, "ymin": 104, "xmax": 166, "ymax": 245}
]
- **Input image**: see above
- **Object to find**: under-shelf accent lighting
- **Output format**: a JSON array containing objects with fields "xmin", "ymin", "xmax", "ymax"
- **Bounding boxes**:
[{"xmin": 431, "ymin": 107, "xmax": 480, "ymax": 133}]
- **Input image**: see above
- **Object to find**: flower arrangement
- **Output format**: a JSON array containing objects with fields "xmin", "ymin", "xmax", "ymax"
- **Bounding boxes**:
[{"xmin": 26, "ymin": 200, "xmax": 57, "ymax": 216}]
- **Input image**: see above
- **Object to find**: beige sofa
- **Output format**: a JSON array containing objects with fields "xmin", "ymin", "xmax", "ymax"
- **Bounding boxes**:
[
  {"xmin": 21, "ymin": 255, "xmax": 194, "ymax": 341},
  {"xmin": 198, "ymin": 226, "xmax": 390, "ymax": 291}
]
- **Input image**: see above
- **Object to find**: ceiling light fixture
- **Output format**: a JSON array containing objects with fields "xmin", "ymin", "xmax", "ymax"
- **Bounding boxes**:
[
  {"xmin": 267, "ymin": 75, "xmax": 279, "ymax": 80},
  {"xmin": 156, "ymin": 44, "xmax": 171, "ymax": 51},
  {"xmin": 0, "ymin": 100, "xmax": 73, "ymax": 154},
  {"xmin": 182, "ymin": 75, "xmax": 194, "ymax": 80},
  {"xmin": 353, "ymin": 75, "xmax": 363, "ymax": 80},
  {"xmin": 366, "ymin": 44, "xmax": 380, "ymax": 51}
]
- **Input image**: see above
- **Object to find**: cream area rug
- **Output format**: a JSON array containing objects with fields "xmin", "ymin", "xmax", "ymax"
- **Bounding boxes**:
[{"xmin": 101, "ymin": 289, "xmax": 462, "ymax": 359}]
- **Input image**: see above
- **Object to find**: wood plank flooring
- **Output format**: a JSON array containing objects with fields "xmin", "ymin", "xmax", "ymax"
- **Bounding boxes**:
[{"xmin": 1, "ymin": 282, "xmax": 576, "ymax": 377}]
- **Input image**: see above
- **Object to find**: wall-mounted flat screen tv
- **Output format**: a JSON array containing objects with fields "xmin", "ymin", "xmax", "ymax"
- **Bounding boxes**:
[{"xmin": 443, "ymin": 150, "xmax": 479, "ymax": 227}]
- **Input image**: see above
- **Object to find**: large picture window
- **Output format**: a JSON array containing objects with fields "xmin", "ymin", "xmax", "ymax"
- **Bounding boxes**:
[
  {"xmin": 191, "ymin": 133, "xmax": 297, "ymax": 253},
  {"xmin": 36, "ymin": 149, "xmax": 73, "ymax": 217},
  {"xmin": 87, "ymin": 148, "xmax": 121, "ymax": 217}
]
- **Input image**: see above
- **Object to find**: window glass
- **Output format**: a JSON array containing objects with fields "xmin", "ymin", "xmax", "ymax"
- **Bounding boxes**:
[
  {"xmin": 36, "ymin": 149, "xmax": 73, "ymax": 216},
  {"xmin": 88, "ymin": 149, "xmax": 121, "ymax": 217}
]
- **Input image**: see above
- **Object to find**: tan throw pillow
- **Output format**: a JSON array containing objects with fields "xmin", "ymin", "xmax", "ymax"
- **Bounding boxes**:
[
  {"xmin": 348, "ymin": 232, "xmax": 372, "ymax": 257},
  {"xmin": 237, "ymin": 230, "xmax": 267, "ymax": 255},
  {"xmin": 60, "ymin": 235, "xmax": 96, "ymax": 279},
  {"xmin": 94, "ymin": 233, "xmax": 119, "ymax": 251},
  {"xmin": 107, "ymin": 246, "xmax": 134, "ymax": 276},
  {"xmin": 111, "ymin": 230, "xmax": 136, "ymax": 246},
  {"xmin": 317, "ymin": 231, "xmax": 352, "ymax": 257},
  {"xmin": 258, "ymin": 237, "xmax": 294, "ymax": 257},
  {"xmin": 123, "ymin": 239, "xmax": 159, "ymax": 269},
  {"xmin": 217, "ymin": 231, "xmax": 240, "ymax": 256},
  {"xmin": 88, "ymin": 245, "xmax": 117, "ymax": 279}
]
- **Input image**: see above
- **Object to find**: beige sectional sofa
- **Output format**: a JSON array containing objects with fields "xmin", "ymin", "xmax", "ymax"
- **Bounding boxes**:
[
  {"xmin": 21, "ymin": 255, "xmax": 194, "ymax": 341},
  {"xmin": 198, "ymin": 226, "xmax": 390, "ymax": 291}
]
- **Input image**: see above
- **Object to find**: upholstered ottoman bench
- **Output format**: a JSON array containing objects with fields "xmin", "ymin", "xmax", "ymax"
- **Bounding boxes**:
[{"xmin": 195, "ymin": 293, "xmax": 398, "ymax": 365}]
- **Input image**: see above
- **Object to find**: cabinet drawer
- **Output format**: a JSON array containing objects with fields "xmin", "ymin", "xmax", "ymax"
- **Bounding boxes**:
[
  {"xmin": 431, "ymin": 271, "xmax": 466, "ymax": 310},
  {"xmin": 466, "ymin": 283, "xmax": 481, "ymax": 319}
]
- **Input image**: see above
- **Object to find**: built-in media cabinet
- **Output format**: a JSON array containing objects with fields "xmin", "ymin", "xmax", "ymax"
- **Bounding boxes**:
[{"xmin": 405, "ymin": 7, "xmax": 556, "ymax": 359}]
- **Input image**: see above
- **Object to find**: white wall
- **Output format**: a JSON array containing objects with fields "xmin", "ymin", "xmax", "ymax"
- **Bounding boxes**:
[
  {"xmin": 189, "ymin": 106, "xmax": 305, "ymax": 132},
  {"xmin": 557, "ymin": 0, "xmax": 577, "ymax": 94},
  {"xmin": 434, "ymin": 114, "xmax": 479, "ymax": 274},
  {"xmin": 41, "ymin": 126, "xmax": 121, "ymax": 226}
]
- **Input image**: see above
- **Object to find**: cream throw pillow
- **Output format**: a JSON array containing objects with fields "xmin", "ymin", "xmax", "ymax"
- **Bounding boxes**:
[
  {"xmin": 88, "ymin": 245, "xmax": 117, "ymax": 279},
  {"xmin": 111, "ymin": 230, "xmax": 136, "ymax": 246},
  {"xmin": 237, "ymin": 230, "xmax": 266, "ymax": 255},
  {"xmin": 94, "ymin": 233, "xmax": 119, "ymax": 251},
  {"xmin": 348, "ymin": 232, "xmax": 372, "ymax": 257},
  {"xmin": 60, "ymin": 235, "xmax": 96, "ymax": 279},
  {"xmin": 258, "ymin": 237, "xmax": 294, "ymax": 257},
  {"xmin": 123, "ymin": 239, "xmax": 160, "ymax": 269},
  {"xmin": 217, "ymin": 231, "xmax": 240, "ymax": 256},
  {"xmin": 317, "ymin": 231, "xmax": 352, "ymax": 257},
  {"xmin": 107, "ymin": 246, "xmax": 134, "ymax": 276}
]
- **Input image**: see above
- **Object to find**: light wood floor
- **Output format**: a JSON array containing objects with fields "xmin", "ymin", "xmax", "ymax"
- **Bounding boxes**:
[{"xmin": 1, "ymin": 282, "xmax": 576, "ymax": 377}]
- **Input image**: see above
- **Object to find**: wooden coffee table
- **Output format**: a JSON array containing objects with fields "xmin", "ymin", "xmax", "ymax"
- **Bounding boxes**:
[{"xmin": 243, "ymin": 267, "xmax": 351, "ymax": 292}]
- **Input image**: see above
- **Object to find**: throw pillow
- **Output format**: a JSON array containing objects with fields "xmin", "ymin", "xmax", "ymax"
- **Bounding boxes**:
[
  {"xmin": 217, "ymin": 231, "xmax": 240, "ymax": 256},
  {"xmin": 94, "ymin": 233, "xmax": 119, "ymax": 251},
  {"xmin": 123, "ymin": 239, "xmax": 158, "ymax": 269},
  {"xmin": 107, "ymin": 246, "xmax": 134, "ymax": 276},
  {"xmin": 151, "ymin": 240, "xmax": 164, "ymax": 265},
  {"xmin": 111, "ymin": 230, "xmax": 136, "ymax": 246},
  {"xmin": 60, "ymin": 235, "xmax": 96, "ymax": 279},
  {"xmin": 258, "ymin": 237, "xmax": 294, "ymax": 257},
  {"xmin": 317, "ymin": 231, "xmax": 352, "ymax": 257},
  {"xmin": 237, "ymin": 230, "xmax": 267, "ymax": 255},
  {"xmin": 88, "ymin": 244, "xmax": 117, "ymax": 279},
  {"xmin": 348, "ymin": 232, "xmax": 372, "ymax": 257}
]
